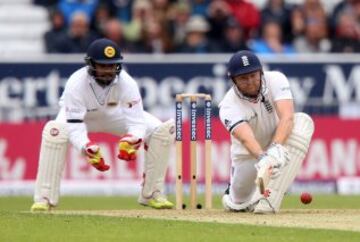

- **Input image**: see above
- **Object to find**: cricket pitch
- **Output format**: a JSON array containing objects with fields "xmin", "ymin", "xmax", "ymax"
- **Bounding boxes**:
[{"xmin": 56, "ymin": 209, "xmax": 360, "ymax": 232}]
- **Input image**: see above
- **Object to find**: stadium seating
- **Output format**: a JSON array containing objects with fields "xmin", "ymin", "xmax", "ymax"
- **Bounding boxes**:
[
  {"xmin": 0, "ymin": 0, "xmax": 345, "ymax": 55},
  {"xmin": 0, "ymin": 0, "xmax": 49, "ymax": 55}
]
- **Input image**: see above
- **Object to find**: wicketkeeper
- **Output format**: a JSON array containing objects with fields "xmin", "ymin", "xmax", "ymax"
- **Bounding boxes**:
[
  {"xmin": 31, "ymin": 38, "xmax": 174, "ymax": 211},
  {"xmin": 219, "ymin": 50, "xmax": 314, "ymax": 213}
]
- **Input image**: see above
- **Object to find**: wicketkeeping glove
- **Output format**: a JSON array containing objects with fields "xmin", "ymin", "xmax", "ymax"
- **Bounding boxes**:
[
  {"xmin": 84, "ymin": 142, "xmax": 110, "ymax": 172},
  {"xmin": 117, "ymin": 135, "xmax": 142, "ymax": 161}
]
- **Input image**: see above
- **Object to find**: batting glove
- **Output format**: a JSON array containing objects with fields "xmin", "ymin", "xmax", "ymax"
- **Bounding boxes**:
[
  {"xmin": 118, "ymin": 135, "xmax": 142, "ymax": 162},
  {"xmin": 255, "ymin": 153, "xmax": 282, "ymax": 179},
  {"xmin": 266, "ymin": 143, "xmax": 290, "ymax": 168},
  {"xmin": 84, "ymin": 142, "xmax": 110, "ymax": 172}
]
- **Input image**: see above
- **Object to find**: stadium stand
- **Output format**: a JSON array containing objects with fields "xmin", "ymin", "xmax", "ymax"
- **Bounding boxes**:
[
  {"xmin": 0, "ymin": 0, "xmax": 352, "ymax": 55},
  {"xmin": 0, "ymin": 0, "xmax": 49, "ymax": 55}
]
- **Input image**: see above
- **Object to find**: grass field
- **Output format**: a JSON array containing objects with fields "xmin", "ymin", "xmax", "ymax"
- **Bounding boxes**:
[{"xmin": 0, "ymin": 195, "xmax": 359, "ymax": 242}]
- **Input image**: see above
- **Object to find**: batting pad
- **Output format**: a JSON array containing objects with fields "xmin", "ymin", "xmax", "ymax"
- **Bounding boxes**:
[
  {"xmin": 34, "ymin": 121, "xmax": 68, "ymax": 206},
  {"xmin": 141, "ymin": 119, "xmax": 175, "ymax": 198},
  {"xmin": 258, "ymin": 113, "xmax": 314, "ymax": 212}
]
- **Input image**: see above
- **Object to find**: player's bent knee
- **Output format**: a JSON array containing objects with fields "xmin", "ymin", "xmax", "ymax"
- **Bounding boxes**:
[
  {"xmin": 293, "ymin": 113, "xmax": 314, "ymax": 138},
  {"xmin": 42, "ymin": 121, "xmax": 69, "ymax": 144},
  {"xmin": 287, "ymin": 113, "xmax": 314, "ymax": 152},
  {"xmin": 151, "ymin": 119, "xmax": 175, "ymax": 145}
]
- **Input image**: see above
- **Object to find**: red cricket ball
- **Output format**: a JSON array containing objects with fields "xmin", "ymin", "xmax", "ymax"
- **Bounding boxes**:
[{"xmin": 300, "ymin": 192, "xmax": 312, "ymax": 204}]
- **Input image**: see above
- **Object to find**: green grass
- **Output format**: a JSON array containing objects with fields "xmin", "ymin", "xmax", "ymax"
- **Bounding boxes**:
[
  {"xmin": 0, "ymin": 195, "xmax": 359, "ymax": 242},
  {"xmin": 1, "ymin": 194, "xmax": 360, "ymax": 211}
]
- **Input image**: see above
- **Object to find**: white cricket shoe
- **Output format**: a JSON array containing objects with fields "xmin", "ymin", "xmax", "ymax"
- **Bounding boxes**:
[
  {"xmin": 222, "ymin": 194, "xmax": 256, "ymax": 212},
  {"xmin": 253, "ymin": 198, "xmax": 275, "ymax": 214}
]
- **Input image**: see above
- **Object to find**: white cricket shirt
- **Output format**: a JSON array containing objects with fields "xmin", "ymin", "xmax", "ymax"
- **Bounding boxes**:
[
  {"xmin": 58, "ymin": 67, "xmax": 146, "ymax": 150},
  {"xmin": 219, "ymin": 71, "xmax": 293, "ymax": 161}
]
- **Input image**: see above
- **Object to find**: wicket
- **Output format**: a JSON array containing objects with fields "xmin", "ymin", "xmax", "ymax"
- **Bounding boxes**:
[{"xmin": 175, "ymin": 93, "xmax": 212, "ymax": 210}]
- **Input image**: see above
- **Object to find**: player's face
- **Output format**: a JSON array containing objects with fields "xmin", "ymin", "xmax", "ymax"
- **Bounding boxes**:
[
  {"xmin": 233, "ymin": 70, "xmax": 261, "ymax": 98},
  {"xmin": 94, "ymin": 63, "xmax": 118, "ymax": 85}
]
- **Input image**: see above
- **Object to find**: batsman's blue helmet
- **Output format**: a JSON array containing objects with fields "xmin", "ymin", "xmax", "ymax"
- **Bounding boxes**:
[
  {"xmin": 227, "ymin": 50, "xmax": 262, "ymax": 77},
  {"xmin": 85, "ymin": 38, "xmax": 123, "ymax": 64}
]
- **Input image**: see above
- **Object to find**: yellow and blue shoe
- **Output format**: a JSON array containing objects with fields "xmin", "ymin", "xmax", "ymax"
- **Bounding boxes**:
[
  {"xmin": 138, "ymin": 193, "xmax": 174, "ymax": 209},
  {"xmin": 30, "ymin": 202, "xmax": 50, "ymax": 212}
]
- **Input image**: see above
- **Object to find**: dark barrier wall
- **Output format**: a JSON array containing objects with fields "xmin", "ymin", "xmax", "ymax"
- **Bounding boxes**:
[{"xmin": 0, "ymin": 54, "xmax": 359, "ymax": 121}]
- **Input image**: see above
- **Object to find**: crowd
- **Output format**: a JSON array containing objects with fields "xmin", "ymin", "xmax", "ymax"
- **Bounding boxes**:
[{"xmin": 34, "ymin": 0, "xmax": 360, "ymax": 54}]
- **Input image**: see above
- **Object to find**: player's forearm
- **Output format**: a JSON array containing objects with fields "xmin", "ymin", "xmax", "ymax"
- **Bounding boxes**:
[
  {"xmin": 124, "ymin": 106, "xmax": 146, "ymax": 139},
  {"xmin": 67, "ymin": 122, "xmax": 90, "ymax": 151},
  {"xmin": 272, "ymin": 115, "xmax": 294, "ymax": 144},
  {"xmin": 241, "ymin": 138, "xmax": 265, "ymax": 159},
  {"xmin": 232, "ymin": 123, "xmax": 265, "ymax": 158},
  {"xmin": 233, "ymin": 126, "xmax": 264, "ymax": 158}
]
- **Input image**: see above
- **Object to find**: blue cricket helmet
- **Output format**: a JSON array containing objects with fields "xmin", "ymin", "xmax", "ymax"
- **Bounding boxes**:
[
  {"xmin": 227, "ymin": 50, "xmax": 262, "ymax": 77},
  {"xmin": 85, "ymin": 38, "xmax": 123, "ymax": 86},
  {"xmin": 85, "ymin": 38, "xmax": 123, "ymax": 64}
]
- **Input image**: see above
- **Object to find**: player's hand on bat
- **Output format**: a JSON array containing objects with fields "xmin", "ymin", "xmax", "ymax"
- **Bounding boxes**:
[
  {"xmin": 255, "ymin": 153, "xmax": 282, "ymax": 179},
  {"xmin": 117, "ymin": 135, "xmax": 142, "ymax": 162},
  {"xmin": 84, "ymin": 142, "xmax": 110, "ymax": 172},
  {"xmin": 266, "ymin": 143, "xmax": 290, "ymax": 168}
]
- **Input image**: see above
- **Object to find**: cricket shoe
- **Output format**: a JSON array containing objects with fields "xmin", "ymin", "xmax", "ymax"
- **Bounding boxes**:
[
  {"xmin": 222, "ymin": 194, "xmax": 256, "ymax": 212},
  {"xmin": 30, "ymin": 202, "xmax": 50, "ymax": 212},
  {"xmin": 138, "ymin": 192, "xmax": 174, "ymax": 209},
  {"xmin": 222, "ymin": 184, "xmax": 260, "ymax": 212},
  {"xmin": 253, "ymin": 197, "xmax": 275, "ymax": 214}
]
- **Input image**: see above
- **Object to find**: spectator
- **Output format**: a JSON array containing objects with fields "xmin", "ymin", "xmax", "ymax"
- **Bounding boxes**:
[
  {"xmin": 90, "ymin": 3, "xmax": 113, "ymax": 36},
  {"xmin": 190, "ymin": 0, "xmax": 211, "ymax": 16},
  {"xmin": 218, "ymin": 17, "xmax": 248, "ymax": 53},
  {"xmin": 108, "ymin": 0, "xmax": 133, "ymax": 22},
  {"xmin": 290, "ymin": 6, "xmax": 306, "ymax": 39},
  {"xmin": 249, "ymin": 20, "xmax": 295, "ymax": 54},
  {"xmin": 292, "ymin": 0, "xmax": 330, "ymax": 53},
  {"xmin": 168, "ymin": 1, "xmax": 192, "ymax": 45},
  {"xmin": 44, "ymin": 8, "xmax": 66, "ymax": 53},
  {"xmin": 134, "ymin": 20, "xmax": 173, "ymax": 53},
  {"xmin": 152, "ymin": 0, "xmax": 172, "ymax": 25},
  {"xmin": 225, "ymin": 0, "xmax": 261, "ymax": 39},
  {"xmin": 123, "ymin": 0, "xmax": 154, "ymax": 42},
  {"xmin": 177, "ymin": 15, "xmax": 218, "ymax": 53},
  {"xmin": 331, "ymin": 13, "xmax": 360, "ymax": 52},
  {"xmin": 102, "ymin": 18, "xmax": 135, "ymax": 53},
  {"xmin": 261, "ymin": 0, "xmax": 293, "ymax": 42},
  {"xmin": 330, "ymin": 0, "xmax": 360, "ymax": 37},
  {"xmin": 293, "ymin": 17, "xmax": 330, "ymax": 53},
  {"xmin": 58, "ymin": 0, "xmax": 98, "ymax": 25},
  {"xmin": 302, "ymin": 0, "xmax": 327, "ymax": 21},
  {"xmin": 206, "ymin": 0, "xmax": 232, "ymax": 41},
  {"xmin": 51, "ymin": 11, "xmax": 99, "ymax": 53},
  {"xmin": 330, "ymin": 0, "xmax": 353, "ymax": 34}
]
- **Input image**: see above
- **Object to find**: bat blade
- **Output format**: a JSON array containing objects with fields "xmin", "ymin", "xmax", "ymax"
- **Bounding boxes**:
[{"xmin": 255, "ymin": 165, "xmax": 272, "ymax": 194}]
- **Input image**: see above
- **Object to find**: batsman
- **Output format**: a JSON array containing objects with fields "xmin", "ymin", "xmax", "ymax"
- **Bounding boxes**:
[
  {"xmin": 31, "ymin": 38, "xmax": 174, "ymax": 211},
  {"xmin": 219, "ymin": 50, "xmax": 314, "ymax": 214}
]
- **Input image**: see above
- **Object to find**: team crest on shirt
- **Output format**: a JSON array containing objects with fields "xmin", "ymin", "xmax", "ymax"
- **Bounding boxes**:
[
  {"xmin": 104, "ymin": 46, "xmax": 115, "ymax": 58},
  {"xmin": 262, "ymin": 97, "xmax": 273, "ymax": 113}
]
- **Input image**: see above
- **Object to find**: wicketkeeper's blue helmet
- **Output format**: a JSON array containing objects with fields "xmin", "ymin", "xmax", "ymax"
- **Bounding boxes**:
[
  {"xmin": 227, "ymin": 50, "xmax": 262, "ymax": 78},
  {"xmin": 85, "ymin": 38, "xmax": 123, "ymax": 85},
  {"xmin": 85, "ymin": 38, "xmax": 123, "ymax": 64}
]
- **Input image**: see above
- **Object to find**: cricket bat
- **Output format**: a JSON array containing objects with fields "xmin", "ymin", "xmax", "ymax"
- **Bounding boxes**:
[{"xmin": 255, "ymin": 164, "xmax": 272, "ymax": 195}]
